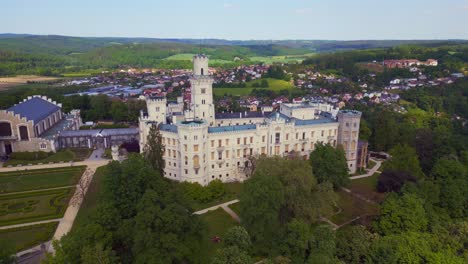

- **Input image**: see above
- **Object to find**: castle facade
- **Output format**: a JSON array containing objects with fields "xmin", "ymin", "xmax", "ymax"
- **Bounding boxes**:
[{"xmin": 139, "ymin": 55, "xmax": 361, "ymax": 185}]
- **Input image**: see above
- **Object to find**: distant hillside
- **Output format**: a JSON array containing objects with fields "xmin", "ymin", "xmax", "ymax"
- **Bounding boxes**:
[{"xmin": 0, "ymin": 34, "xmax": 466, "ymax": 76}]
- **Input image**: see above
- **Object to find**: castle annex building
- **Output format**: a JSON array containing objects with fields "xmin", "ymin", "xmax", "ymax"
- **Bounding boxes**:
[
  {"xmin": 139, "ymin": 55, "xmax": 362, "ymax": 185},
  {"xmin": 0, "ymin": 96, "xmax": 82, "ymax": 156}
]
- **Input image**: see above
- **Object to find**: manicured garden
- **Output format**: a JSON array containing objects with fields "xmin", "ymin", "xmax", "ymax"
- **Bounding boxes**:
[
  {"xmin": 330, "ymin": 190, "xmax": 379, "ymax": 226},
  {"xmin": 196, "ymin": 208, "xmax": 239, "ymax": 262},
  {"xmin": 0, "ymin": 166, "xmax": 85, "ymax": 193},
  {"xmin": 0, "ymin": 222, "xmax": 58, "ymax": 251},
  {"xmin": 3, "ymin": 148, "xmax": 92, "ymax": 167},
  {"xmin": 0, "ymin": 188, "xmax": 75, "ymax": 226}
]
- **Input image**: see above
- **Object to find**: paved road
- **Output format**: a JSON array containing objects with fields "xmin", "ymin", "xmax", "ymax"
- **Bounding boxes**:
[
  {"xmin": 349, "ymin": 159, "xmax": 382, "ymax": 180},
  {"xmin": 0, "ymin": 219, "xmax": 61, "ymax": 230}
]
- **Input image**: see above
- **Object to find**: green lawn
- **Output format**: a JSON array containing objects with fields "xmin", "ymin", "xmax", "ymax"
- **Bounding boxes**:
[
  {"xmin": 0, "ymin": 222, "xmax": 58, "ymax": 252},
  {"xmin": 196, "ymin": 208, "xmax": 239, "ymax": 262},
  {"xmin": 330, "ymin": 190, "xmax": 379, "ymax": 226},
  {"xmin": 3, "ymin": 150, "xmax": 81, "ymax": 167},
  {"xmin": 227, "ymin": 202, "xmax": 240, "ymax": 216},
  {"xmin": 73, "ymin": 166, "xmax": 107, "ymax": 229},
  {"xmin": 193, "ymin": 182, "xmax": 243, "ymax": 211},
  {"xmin": 368, "ymin": 159, "xmax": 377, "ymax": 169},
  {"xmin": 0, "ymin": 166, "xmax": 85, "ymax": 194},
  {"xmin": 349, "ymin": 173, "xmax": 385, "ymax": 203},
  {"xmin": 213, "ymin": 78, "xmax": 295, "ymax": 96},
  {"xmin": 0, "ymin": 188, "xmax": 74, "ymax": 226}
]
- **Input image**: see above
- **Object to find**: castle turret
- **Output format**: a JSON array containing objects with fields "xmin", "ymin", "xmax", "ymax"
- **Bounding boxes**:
[
  {"xmin": 193, "ymin": 54, "xmax": 209, "ymax": 76},
  {"xmin": 337, "ymin": 110, "xmax": 361, "ymax": 174},
  {"xmin": 189, "ymin": 54, "xmax": 215, "ymax": 125}
]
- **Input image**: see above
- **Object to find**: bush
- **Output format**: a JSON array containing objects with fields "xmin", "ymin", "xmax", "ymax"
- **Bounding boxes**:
[
  {"xmin": 10, "ymin": 151, "xmax": 52, "ymax": 160},
  {"xmin": 182, "ymin": 180, "xmax": 226, "ymax": 203}
]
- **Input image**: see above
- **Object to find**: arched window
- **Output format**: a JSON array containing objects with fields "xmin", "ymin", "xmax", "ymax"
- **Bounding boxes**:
[
  {"xmin": 19, "ymin": 126, "xmax": 29, "ymax": 141},
  {"xmin": 0, "ymin": 122, "xmax": 12, "ymax": 137},
  {"xmin": 184, "ymin": 156, "xmax": 188, "ymax": 165}
]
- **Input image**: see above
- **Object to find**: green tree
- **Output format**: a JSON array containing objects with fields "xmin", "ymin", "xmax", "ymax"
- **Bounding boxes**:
[
  {"xmin": 280, "ymin": 219, "xmax": 311, "ymax": 263},
  {"xmin": 240, "ymin": 171, "xmax": 284, "ymax": 254},
  {"xmin": 309, "ymin": 143, "xmax": 350, "ymax": 188},
  {"xmin": 384, "ymin": 144, "xmax": 424, "ymax": 179},
  {"xmin": 110, "ymin": 100, "xmax": 128, "ymax": 122},
  {"xmin": 80, "ymin": 243, "xmax": 118, "ymax": 264},
  {"xmin": 224, "ymin": 226, "xmax": 252, "ymax": 252},
  {"xmin": 143, "ymin": 124, "xmax": 165, "ymax": 174},
  {"xmin": 368, "ymin": 232, "xmax": 464, "ymax": 264},
  {"xmin": 211, "ymin": 246, "xmax": 251, "ymax": 264},
  {"xmin": 336, "ymin": 225, "xmax": 375, "ymax": 264},
  {"xmin": 374, "ymin": 193, "xmax": 428, "ymax": 235}
]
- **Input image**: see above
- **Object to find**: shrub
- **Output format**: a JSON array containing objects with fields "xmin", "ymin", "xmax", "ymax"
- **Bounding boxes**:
[
  {"xmin": 10, "ymin": 151, "xmax": 51, "ymax": 160},
  {"xmin": 377, "ymin": 170, "xmax": 417, "ymax": 193}
]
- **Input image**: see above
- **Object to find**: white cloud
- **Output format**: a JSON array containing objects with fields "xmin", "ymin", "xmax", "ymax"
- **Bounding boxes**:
[{"xmin": 223, "ymin": 3, "xmax": 234, "ymax": 9}]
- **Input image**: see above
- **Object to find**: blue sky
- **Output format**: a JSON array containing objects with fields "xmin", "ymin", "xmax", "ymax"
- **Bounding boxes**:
[{"xmin": 1, "ymin": 0, "xmax": 467, "ymax": 40}]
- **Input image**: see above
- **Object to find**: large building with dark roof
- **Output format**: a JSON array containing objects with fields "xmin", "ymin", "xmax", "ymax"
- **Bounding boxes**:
[
  {"xmin": 139, "ymin": 55, "xmax": 362, "ymax": 185},
  {"xmin": 0, "ymin": 95, "xmax": 82, "ymax": 156}
]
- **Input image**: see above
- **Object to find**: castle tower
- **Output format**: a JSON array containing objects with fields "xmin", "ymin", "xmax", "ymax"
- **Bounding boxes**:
[
  {"xmin": 189, "ymin": 54, "xmax": 215, "ymax": 125},
  {"xmin": 146, "ymin": 97, "xmax": 167, "ymax": 124},
  {"xmin": 337, "ymin": 110, "xmax": 362, "ymax": 174}
]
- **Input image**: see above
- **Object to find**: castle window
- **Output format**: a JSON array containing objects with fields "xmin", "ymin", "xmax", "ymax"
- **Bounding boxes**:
[
  {"xmin": 19, "ymin": 126, "xmax": 29, "ymax": 141},
  {"xmin": 346, "ymin": 122, "xmax": 349, "ymax": 127},
  {"xmin": 40, "ymin": 143, "xmax": 47, "ymax": 150},
  {"xmin": 218, "ymin": 152, "xmax": 222, "ymax": 160},
  {"xmin": 226, "ymin": 173, "xmax": 229, "ymax": 177},
  {"xmin": 250, "ymin": 137, "xmax": 253, "ymax": 143},
  {"xmin": 194, "ymin": 135, "xmax": 198, "ymax": 140},
  {"xmin": 321, "ymin": 130, "xmax": 324, "ymax": 137},
  {"xmin": 296, "ymin": 133, "xmax": 298, "ymax": 139},
  {"xmin": 275, "ymin": 133, "xmax": 280, "ymax": 144},
  {"xmin": 303, "ymin": 132, "xmax": 306, "ymax": 139},
  {"xmin": 218, "ymin": 140, "xmax": 222, "ymax": 147},
  {"xmin": 237, "ymin": 138, "xmax": 240, "ymax": 144},
  {"xmin": 155, "ymin": 107, "xmax": 160, "ymax": 112},
  {"xmin": 201, "ymin": 68, "xmax": 204, "ymax": 75},
  {"xmin": 194, "ymin": 145, "xmax": 199, "ymax": 151},
  {"xmin": 225, "ymin": 139, "xmax": 229, "ymax": 146},
  {"xmin": 262, "ymin": 136, "xmax": 265, "ymax": 142},
  {"xmin": 201, "ymin": 88, "xmax": 206, "ymax": 94},
  {"xmin": 185, "ymin": 156, "xmax": 188, "ymax": 165},
  {"xmin": 354, "ymin": 123, "xmax": 357, "ymax": 127}
]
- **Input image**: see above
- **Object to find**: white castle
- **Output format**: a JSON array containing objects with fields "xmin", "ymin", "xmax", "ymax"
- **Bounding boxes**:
[{"xmin": 139, "ymin": 55, "xmax": 361, "ymax": 185}]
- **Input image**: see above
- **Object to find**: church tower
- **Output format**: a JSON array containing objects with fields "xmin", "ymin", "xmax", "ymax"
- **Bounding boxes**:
[{"xmin": 189, "ymin": 54, "xmax": 215, "ymax": 125}]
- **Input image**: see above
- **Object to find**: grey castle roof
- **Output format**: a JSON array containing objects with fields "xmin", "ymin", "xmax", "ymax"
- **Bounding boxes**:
[
  {"xmin": 215, "ymin": 111, "xmax": 271, "ymax": 119},
  {"xmin": 7, "ymin": 97, "xmax": 60, "ymax": 124}
]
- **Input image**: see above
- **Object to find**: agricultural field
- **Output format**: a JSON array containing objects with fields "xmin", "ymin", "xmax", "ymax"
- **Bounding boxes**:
[
  {"xmin": 0, "ymin": 187, "xmax": 75, "ymax": 226},
  {"xmin": 213, "ymin": 78, "xmax": 295, "ymax": 96},
  {"xmin": 0, "ymin": 166, "xmax": 85, "ymax": 194},
  {"xmin": 164, "ymin": 53, "xmax": 233, "ymax": 65},
  {"xmin": 0, "ymin": 222, "xmax": 58, "ymax": 251},
  {"xmin": 249, "ymin": 53, "xmax": 315, "ymax": 64},
  {"xmin": 0, "ymin": 75, "xmax": 60, "ymax": 91}
]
